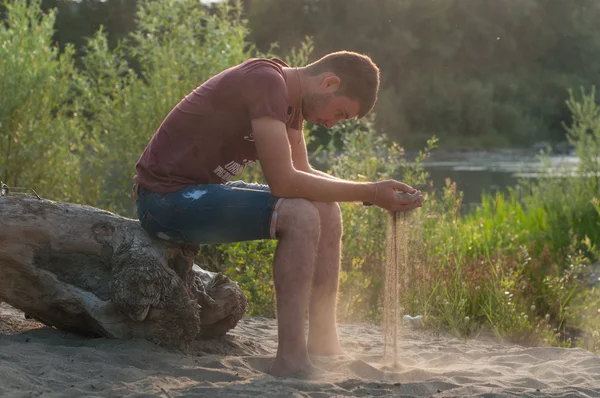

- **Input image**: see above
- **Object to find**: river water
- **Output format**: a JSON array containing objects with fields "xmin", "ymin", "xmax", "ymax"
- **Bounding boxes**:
[{"xmin": 421, "ymin": 151, "xmax": 579, "ymax": 206}]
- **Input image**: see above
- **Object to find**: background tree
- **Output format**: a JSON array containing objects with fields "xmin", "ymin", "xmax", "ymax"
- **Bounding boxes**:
[
  {"xmin": 245, "ymin": 0, "xmax": 600, "ymax": 149},
  {"xmin": 8, "ymin": 0, "xmax": 599, "ymax": 149}
]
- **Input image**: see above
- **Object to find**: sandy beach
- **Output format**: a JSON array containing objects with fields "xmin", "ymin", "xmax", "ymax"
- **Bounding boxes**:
[{"xmin": 1, "ymin": 302, "xmax": 599, "ymax": 397}]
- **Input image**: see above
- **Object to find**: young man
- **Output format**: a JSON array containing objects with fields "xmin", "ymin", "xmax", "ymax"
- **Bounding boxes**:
[{"xmin": 133, "ymin": 51, "xmax": 423, "ymax": 377}]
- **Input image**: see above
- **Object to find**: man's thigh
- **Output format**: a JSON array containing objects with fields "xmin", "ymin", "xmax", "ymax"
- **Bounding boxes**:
[{"xmin": 135, "ymin": 181, "xmax": 282, "ymax": 245}]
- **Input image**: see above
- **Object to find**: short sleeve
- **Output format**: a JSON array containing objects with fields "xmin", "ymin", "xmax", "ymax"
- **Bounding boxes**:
[{"xmin": 240, "ymin": 64, "xmax": 288, "ymax": 124}]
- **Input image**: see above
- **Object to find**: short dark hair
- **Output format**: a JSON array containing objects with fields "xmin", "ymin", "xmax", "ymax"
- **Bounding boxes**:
[{"xmin": 305, "ymin": 51, "xmax": 380, "ymax": 118}]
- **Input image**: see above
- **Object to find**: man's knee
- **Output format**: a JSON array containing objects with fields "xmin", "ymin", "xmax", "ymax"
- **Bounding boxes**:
[
  {"xmin": 313, "ymin": 202, "xmax": 342, "ymax": 237},
  {"xmin": 276, "ymin": 198, "xmax": 320, "ymax": 238}
]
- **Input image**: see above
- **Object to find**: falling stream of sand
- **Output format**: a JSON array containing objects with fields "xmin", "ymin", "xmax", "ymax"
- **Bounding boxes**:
[{"xmin": 384, "ymin": 210, "xmax": 411, "ymax": 367}]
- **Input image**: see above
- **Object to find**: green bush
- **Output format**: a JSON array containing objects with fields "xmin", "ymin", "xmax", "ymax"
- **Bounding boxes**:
[{"xmin": 0, "ymin": 0, "xmax": 82, "ymax": 202}]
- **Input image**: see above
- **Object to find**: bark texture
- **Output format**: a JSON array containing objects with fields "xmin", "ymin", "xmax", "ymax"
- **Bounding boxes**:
[{"xmin": 0, "ymin": 196, "xmax": 247, "ymax": 348}]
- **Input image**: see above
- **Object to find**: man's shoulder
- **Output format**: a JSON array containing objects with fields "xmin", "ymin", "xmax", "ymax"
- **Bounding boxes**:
[
  {"xmin": 194, "ymin": 57, "xmax": 287, "ymax": 97},
  {"xmin": 237, "ymin": 58, "xmax": 291, "ymax": 122},
  {"xmin": 238, "ymin": 57, "xmax": 289, "ymax": 77},
  {"xmin": 235, "ymin": 58, "xmax": 290, "ymax": 98}
]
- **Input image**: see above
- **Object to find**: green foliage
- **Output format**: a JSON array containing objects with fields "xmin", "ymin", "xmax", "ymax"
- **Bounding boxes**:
[
  {"xmin": 570, "ymin": 284, "xmax": 600, "ymax": 352},
  {"xmin": 281, "ymin": 36, "xmax": 314, "ymax": 68},
  {"xmin": 220, "ymin": 240, "xmax": 277, "ymax": 317},
  {"xmin": 565, "ymin": 87, "xmax": 600, "ymax": 193},
  {"xmin": 0, "ymin": 0, "xmax": 83, "ymax": 201},
  {"xmin": 404, "ymin": 88, "xmax": 600, "ymax": 349}
]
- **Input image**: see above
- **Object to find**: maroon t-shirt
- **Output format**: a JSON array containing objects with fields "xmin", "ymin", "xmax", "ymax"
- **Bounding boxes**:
[{"xmin": 134, "ymin": 58, "xmax": 303, "ymax": 193}]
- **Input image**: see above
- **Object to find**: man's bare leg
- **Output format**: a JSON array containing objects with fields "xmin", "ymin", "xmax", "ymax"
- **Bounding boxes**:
[
  {"xmin": 307, "ymin": 202, "xmax": 344, "ymax": 356},
  {"xmin": 269, "ymin": 198, "xmax": 320, "ymax": 377}
]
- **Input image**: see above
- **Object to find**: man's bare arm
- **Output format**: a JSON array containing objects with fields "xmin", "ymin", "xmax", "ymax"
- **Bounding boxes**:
[
  {"xmin": 310, "ymin": 168, "xmax": 341, "ymax": 180},
  {"xmin": 253, "ymin": 116, "xmax": 421, "ymax": 211},
  {"xmin": 287, "ymin": 125, "xmax": 341, "ymax": 181}
]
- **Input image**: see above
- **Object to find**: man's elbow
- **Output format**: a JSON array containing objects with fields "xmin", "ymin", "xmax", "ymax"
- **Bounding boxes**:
[
  {"xmin": 292, "ymin": 159, "xmax": 311, "ymax": 174},
  {"xmin": 268, "ymin": 172, "xmax": 300, "ymax": 198},
  {"xmin": 269, "ymin": 181, "xmax": 294, "ymax": 198}
]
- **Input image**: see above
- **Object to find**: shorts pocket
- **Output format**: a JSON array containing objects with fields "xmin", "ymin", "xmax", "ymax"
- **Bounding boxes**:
[{"xmin": 141, "ymin": 210, "xmax": 191, "ymax": 244}]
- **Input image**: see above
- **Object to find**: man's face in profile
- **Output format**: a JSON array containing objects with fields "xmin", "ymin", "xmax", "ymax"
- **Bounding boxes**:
[{"xmin": 301, "ymin": 87, "xmax": 359, "ymax": 129}]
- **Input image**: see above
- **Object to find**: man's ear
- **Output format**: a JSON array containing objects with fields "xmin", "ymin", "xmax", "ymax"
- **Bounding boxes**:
[{"xmin": 321, "ymin": 75, "xmax": 341, "ymax": 93}]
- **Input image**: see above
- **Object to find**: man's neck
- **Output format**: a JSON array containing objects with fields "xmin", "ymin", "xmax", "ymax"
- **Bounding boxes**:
[{"xmin": 283, "ymin": 67, "xmax": 303, "ymax": 110}]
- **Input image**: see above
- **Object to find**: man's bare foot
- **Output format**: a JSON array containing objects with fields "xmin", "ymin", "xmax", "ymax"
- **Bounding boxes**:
[{"xmin": 268, "ymin": 354, "xmax": 315, "ymax": 378}]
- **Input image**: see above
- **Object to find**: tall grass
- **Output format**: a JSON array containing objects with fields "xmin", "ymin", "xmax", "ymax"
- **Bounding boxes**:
[{"xmin": 401, "ymin": 88, "xmax": 600, "ymax": 349}]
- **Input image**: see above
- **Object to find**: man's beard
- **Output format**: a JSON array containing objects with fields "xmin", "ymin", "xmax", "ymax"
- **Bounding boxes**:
[{"xmin": 301, "ymin": 92, "xmax": 334, "ymax": 122}]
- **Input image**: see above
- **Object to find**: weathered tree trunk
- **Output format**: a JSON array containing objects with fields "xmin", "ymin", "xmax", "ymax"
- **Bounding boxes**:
[{"xmin": 0, "ymin": 195, "xmax": 247, "ymax": 348}]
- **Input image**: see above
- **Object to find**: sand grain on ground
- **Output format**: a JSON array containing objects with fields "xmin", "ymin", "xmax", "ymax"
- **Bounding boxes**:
[{"xmin": 1, "ymin": 302, "xmax": 599, "ymax": 397}]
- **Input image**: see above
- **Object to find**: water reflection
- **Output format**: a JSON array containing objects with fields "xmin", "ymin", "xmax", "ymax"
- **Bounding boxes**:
[{"xmin": 420, "ymin": 152, "xmax": 578, "ymax": 205}]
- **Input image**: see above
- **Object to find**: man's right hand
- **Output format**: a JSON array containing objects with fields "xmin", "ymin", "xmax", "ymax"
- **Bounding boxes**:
[{"xmin": 372, "ymin": 180, "xmax": 424, "ymax": 212}]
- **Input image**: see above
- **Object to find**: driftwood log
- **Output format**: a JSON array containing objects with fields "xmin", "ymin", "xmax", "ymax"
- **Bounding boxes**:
[{"xmin": 0, "ymin": 195, "xmax": 247, "ymax": 348}]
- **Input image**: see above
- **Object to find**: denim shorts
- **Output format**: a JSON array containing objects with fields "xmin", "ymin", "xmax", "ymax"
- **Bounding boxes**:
[{"xmin": 135, "ymin": 181, "xmax": 283, "ymax": 245}]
